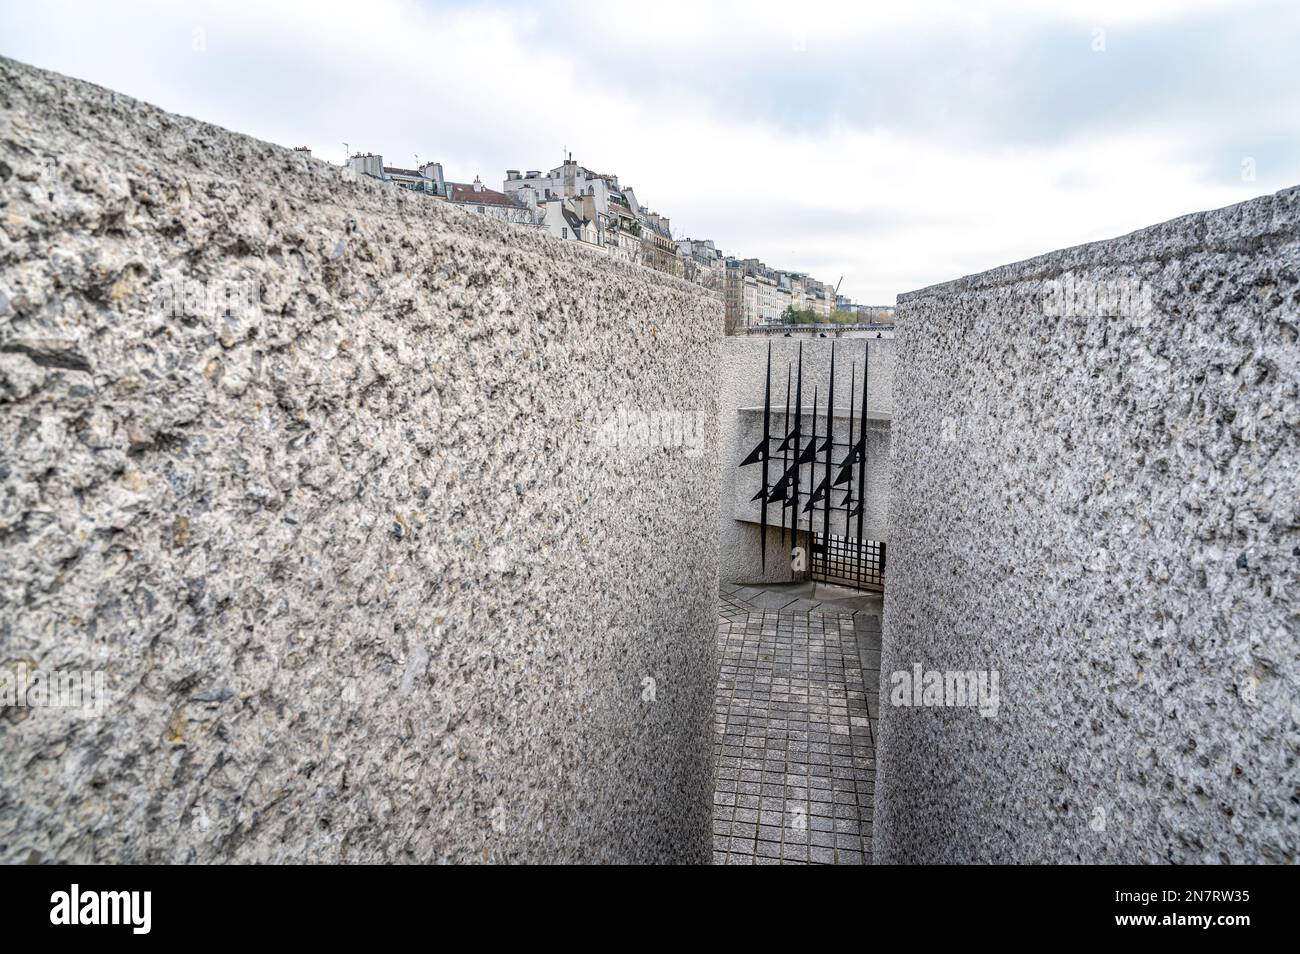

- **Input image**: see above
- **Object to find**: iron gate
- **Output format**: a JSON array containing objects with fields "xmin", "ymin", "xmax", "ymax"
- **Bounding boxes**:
[
  {"xmin": 811, "ymin": 532, "xmax": 885, "ymax": 591},
  {"xmin": 738, "ymin": 340, "xmax": 885, "ymax": 592}
]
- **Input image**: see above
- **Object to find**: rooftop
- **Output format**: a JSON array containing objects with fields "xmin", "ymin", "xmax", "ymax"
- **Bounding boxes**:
[{"xmin": 448, "ymin": 181, "xmax": 527, "ymax": 208}]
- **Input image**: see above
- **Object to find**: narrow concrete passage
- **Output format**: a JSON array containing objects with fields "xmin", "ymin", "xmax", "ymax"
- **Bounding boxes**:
[{"xmin": 713, "ymin": 584, "xmax": 881, "ymax": 864}]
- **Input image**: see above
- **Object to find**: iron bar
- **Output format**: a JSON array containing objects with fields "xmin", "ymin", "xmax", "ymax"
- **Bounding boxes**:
[
  {"xmin": 759, "ymin": 342, "xmax": 771, "ymax": 572},
  {"xmin": 821, "ymin": 342, "xmax": 835, "ymax": 578},
  {"xmin": 855, "ymin": 342, "xmax": 869, "ymax": 569}
]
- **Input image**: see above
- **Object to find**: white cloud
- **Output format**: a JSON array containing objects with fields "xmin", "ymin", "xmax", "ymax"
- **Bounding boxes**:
[{"xmin": 0, "ymin": 0, "xmax": 1292, "ymax": 302}]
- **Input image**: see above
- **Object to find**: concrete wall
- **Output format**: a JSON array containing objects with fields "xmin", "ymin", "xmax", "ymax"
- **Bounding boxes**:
[
  {"xmin": 0, "ymin": 58, "xmax": 721, "ymax": 863},
  {"xmin": 718, "ymin": 336, "xmax": 894, "ymax": 584},
  {"xmin": 876, "ymin": 186, "xmax": 1300, "ymax": 863}
]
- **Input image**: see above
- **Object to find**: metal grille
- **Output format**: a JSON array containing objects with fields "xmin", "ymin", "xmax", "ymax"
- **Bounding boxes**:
[
  {"xmin": 739, "ymin": 339, "xmax": 886, "ymax": 593},
  {"xmin": 811, "ymin": 533, "xmax": 885, "ymax": 591}
]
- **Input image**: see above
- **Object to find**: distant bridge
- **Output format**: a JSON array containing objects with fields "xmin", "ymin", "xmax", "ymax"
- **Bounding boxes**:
[{"xmin": 739, "ymin": 323, "xmax": 896, "ymax": 338}]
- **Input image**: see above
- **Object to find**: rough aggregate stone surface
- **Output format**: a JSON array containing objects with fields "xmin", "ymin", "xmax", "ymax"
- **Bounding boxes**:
[
  {"xmin": 0, "ymin": 57, "xmax": 721, "ymax": 863},
  {"xmin": 875, "ymin": 184, "xmax": 1300, "ymax": 863}
]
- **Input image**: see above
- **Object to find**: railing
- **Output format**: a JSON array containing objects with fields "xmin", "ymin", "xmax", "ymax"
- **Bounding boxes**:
[
  {"xmin": 737, "ymin": 340, "xmax": 883, "ymax": 591},
  {"xmin": 741, "ymin": 322, "xmax": 894, "ymax": 336},
  {"xmin": 812, "ymin": 533, "xmax": 885, "ymax": 591}
]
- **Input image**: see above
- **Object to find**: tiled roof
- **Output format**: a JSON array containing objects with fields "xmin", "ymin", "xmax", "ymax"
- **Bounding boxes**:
[{"xmin": 448, "ymin": 182, "xmax": 525, "ymax": 208}]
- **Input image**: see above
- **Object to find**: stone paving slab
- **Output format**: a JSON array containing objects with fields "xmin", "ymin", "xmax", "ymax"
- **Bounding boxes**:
[
  {"xmin": 723, "ymin": 581, "xmax": 882, "ymax": 620},
  {"xmin": 746, "ymin": 589, "xmax": 805, "ymax": 611},
  {"xmin": 712, "ymin": 602, "xmax": 879, "ymax": 864}
]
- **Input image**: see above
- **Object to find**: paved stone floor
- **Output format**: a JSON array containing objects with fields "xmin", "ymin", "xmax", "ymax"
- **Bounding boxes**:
[
  {"xmin": 724, "ymin": 579, "xmax": 883, "ymax": 619},
  {"xmin": 713, "ymin": 583, "xmax": 881, "ymax": 864}
]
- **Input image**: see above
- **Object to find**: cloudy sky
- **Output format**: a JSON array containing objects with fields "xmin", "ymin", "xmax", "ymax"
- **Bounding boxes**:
[{"xmin": 2, "ymin": 0, "xmax": 1296, "ymax": 302}]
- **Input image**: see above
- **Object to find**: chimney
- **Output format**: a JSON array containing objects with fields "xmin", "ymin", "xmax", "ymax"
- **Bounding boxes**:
[{"xmin": 347, "ymin": 153, "xmax": 384, "ymax": 179}]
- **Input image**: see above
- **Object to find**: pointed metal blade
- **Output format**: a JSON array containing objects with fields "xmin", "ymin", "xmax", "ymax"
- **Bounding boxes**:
[{"xmin": 739, "ymin": 439, "xmax": 767, "ymax": 466}]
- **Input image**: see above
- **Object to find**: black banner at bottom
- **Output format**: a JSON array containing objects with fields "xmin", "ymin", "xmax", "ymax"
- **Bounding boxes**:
[{"xmin": 0, "ymin": 863, "xmax": 1286, "ymax": 942}]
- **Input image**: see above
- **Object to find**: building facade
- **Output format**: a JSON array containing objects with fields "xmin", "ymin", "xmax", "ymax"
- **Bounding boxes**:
[
  {"xmin": 678, "ymin": 238, "xmax": 724, "ymax": 290},
  {"xmin": 347, "ymin": 153, "xmax": 447, "ymax": 197},
  {"xmin": 448, "ymin": 176, "xmax": 538, "ymax": 226},
  {"xmin": 504, "ymin": 156, "xmax": 681, "ymax": 276},
  {"xmin": 346, "ymin": 152, "xmax": 867, "ymax": 325}
]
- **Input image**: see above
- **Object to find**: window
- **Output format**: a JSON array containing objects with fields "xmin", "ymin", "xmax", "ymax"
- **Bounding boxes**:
[{"xmin": 562, "ymin": 227, "xmax": 568, "ymax": 239}]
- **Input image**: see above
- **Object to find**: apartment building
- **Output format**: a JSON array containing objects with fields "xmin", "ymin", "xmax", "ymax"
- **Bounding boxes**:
[{"xmin": 447, "ymin": 176, "xmax": 538, "ymax": 226}]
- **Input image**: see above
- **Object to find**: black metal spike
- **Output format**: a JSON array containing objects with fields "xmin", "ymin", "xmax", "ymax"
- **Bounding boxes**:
[
  {"xmin": 739, "ymin": 439, "xmax": 767, "ymax": 467},
  {"xmin": 759, "ymin": 342, "xmax": 771, "ymax": 572},
  {"xmin": 775, "ymin": 421, "xmax": 798, "ymax": 452},
  {"xmin": 781, "ymin": 362, "xmax": 792, "ymax": 548},
  {"xmin": 822, "ymin": 342, "xmax": 836, "ymax": 567},
  {"xmin": 833, "ymin": 440, "xmax": 861, "ymax": 486},
  {"xmin": 843, "ymin": 359, "xmax": 856, "ymax": 536},
  {"xmin": 768, "ymin": 462, "xmax": 797, "ymax": 502},
  {"xmin": 855, "ymin": 342, "xmax": 869, "ymax": 567},
  {"xmin": 806, "ymin": 383, "xmax": 818, "ymax": 570},
  {"xmin": 799, "ymin": 379, "xmax": 820, "ymax": 467},
  {"xmin": 790, "ymin": 343, "xmax": 803, "ymax": 554},
  {"xmin": 803, "ymin": 475, "xmax": 830, "ymax": 512}
]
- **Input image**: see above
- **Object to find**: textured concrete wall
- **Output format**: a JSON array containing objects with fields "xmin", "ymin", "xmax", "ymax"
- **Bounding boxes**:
[
  {"xmin": 876, "ymin": 186, "xmax": 1299, "ymax": 863},
  {"xmin": 718, "ymin": 336, "xmax": 893, "ymax": 584},
  {"xmin": 0, "ymin": 58, "xmax": 720, "ymax": 863}
]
